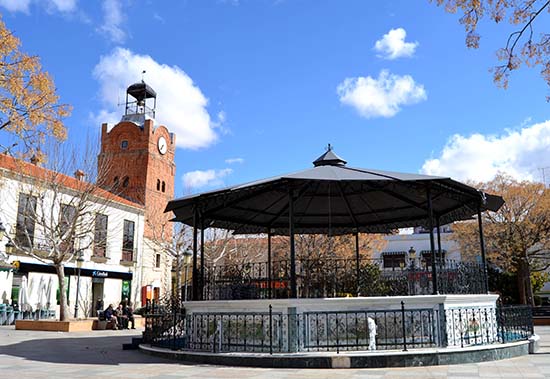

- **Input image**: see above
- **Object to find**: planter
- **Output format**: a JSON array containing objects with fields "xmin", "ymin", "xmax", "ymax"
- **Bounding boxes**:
[{"xmin": 15, "ymin": 319, "xmax": 94, "ymax": 332}]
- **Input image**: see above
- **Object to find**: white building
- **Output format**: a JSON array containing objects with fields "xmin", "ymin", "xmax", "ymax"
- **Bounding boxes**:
[
  {"xmin": 373, "ymin": 225, "xmax": 460, "ymax": 269},
  {"xmin": 0, "ymin": 153, "xmax": 147, "ymax": 318},
  {"xmin": 0, "ymin": 82, "xmax": 177, "ymax": 318}
]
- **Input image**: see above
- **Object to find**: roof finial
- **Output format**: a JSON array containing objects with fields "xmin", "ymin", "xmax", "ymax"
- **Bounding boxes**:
[
  {"xmin": 141, "ymin": 70, "xmax": 146, "ymax": 82},
  {"xmin": 327, "ymin": 143, "xmax": 332, "ymax": 151}
]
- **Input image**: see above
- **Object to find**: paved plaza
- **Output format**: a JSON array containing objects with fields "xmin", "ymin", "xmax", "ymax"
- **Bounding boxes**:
[{"xmin": 0, "ymin": 325, "xmax": 548, "ymax": 378}]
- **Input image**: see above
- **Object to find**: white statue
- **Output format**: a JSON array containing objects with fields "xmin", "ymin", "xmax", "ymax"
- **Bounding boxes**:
[{"xmin": 367, "ymin": 317, "xmax": 377, "ymax": 350}]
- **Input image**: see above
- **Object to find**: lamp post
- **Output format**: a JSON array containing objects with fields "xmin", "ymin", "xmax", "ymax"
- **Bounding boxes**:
[
  {"xmin": 74, "ymin": 251, "xmax": 85, "ymax": 319},
  {"xmin": 0, "ymin": 222, "xmax": 15, "ymax": 259},
  {"xmin": 182, "ymin": 251, "xmax": 192, "ymax": 302},
  {"xmin": 408, "ymin": 246, "xmax": 416, "ymax": 268},
  {"xmin": 408, "ymin": 246, "xmax": 417, "ymax": 295}
]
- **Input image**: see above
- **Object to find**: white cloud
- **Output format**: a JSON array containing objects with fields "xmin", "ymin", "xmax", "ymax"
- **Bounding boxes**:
[
  {"xmin": 153, "ymin": 12, "xmax": 165, "ymax": 23},
  {"xmin": 421, "ymin": 120, "xmax": 550, "ymax": 182},
  {"xmin": 337, "ymin": 70, "xmax": 426, "ymax": 118},
  {"xmin": 183, "ymin": 168, "xmax": 233, "ymax": 190},
  {"xmin": 0, "ymin": 0, "xmax": 76, "ymax": 13},
  {"xmin": 225, "ymin": 157, "xmax": 244, "ymax": 164},
  {"xmin": 98, "ymin": 0, "xmax": 125, "ymax": 43},
  {"xmin": 47, "ymin": 0, "xmax": 76, "ymax": 12},
  {"xmin": 374, "ymin": 28, "xmax": 418, "ymax": 60},
  {"xmin": 0, "ymin": 0, "xmax": 32, "ymax": 12},
  {"xmin": 93, "ymin": 47, "xmax": 219, "ymax": 150}
]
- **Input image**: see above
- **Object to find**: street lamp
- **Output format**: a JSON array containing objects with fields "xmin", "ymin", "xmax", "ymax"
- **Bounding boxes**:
[
  {"xmin": 0, "ymin": 222, "xmax": 15, "ymax": 258},
  {"xmin": 408, "ymin": 246, "xmax": 416, "ymax": 268},
  {"xmin": 5, "ymin": 241, "xmax": 15, "ymax": 255},
  {"xmin": 73, "ymin": 251, "xmax": 85, "ymax": 319}
]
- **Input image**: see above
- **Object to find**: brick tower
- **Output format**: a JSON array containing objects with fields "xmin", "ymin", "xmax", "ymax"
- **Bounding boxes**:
[{"xmin": 98, "ymin": 81, "xmax": 176, "ymax": 241}]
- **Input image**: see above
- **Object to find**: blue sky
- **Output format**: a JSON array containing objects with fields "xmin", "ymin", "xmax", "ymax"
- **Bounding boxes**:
[{"xmin": 1, "ymin": 0, "xmax": 550, "ymax": 196}]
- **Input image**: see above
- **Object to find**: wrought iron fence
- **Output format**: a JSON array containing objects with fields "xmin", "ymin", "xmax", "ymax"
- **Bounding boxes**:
[
  {"xmin": 201, "ymin": 258, "xmax": 486, "ymax": 300},
  {"xmin": 498, "ymin": 305, "xmax": 533, "ymax": 343},
  {"xmin": 144, "ymin": 299, "xmax": 533, "ymax": 354}
]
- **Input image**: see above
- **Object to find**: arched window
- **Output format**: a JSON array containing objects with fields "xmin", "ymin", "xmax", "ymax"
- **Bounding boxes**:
[
  {"xmin": 122, "ymin": 176, "xmax": 129, "ymax": 188},
  {"xmin": 113, "ymin": 176, "xmax": 119, "ymax": 187},
  {"xmin": 156, "ymin": 179, "xmax": 160, "ymax": 191},
  {"xmin": 161, "ymin": 181, "xmax": 166, "ymax": 193},
  {"xmin": 121, "ymin": 140, "xmax": 128, "ymax": 149}
]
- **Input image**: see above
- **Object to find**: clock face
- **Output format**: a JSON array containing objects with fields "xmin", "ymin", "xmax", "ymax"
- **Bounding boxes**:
[{"xmin": 158, "ymin": 136, "xmax": 167, "ymax": 155}]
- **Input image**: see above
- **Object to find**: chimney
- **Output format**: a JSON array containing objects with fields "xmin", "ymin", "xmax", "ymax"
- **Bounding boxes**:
[{"xmin": 74, "ymin": 169, "xmax": 85, "ymax": 181}]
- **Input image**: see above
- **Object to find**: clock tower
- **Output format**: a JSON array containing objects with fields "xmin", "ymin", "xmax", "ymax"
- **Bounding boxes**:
[{"xmin": 98, "ymin": 81, "xmax": 176, "ymax": 241}]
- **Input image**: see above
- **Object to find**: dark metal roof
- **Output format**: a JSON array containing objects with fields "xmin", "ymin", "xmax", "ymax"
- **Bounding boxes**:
[
  {"xmin": 127, "ymin": 81, "xmax": 157, "ymax": 101},
  {"xmin": 313, "ymin": 145, "xmax": 347, "ymax": 167},
  {"xmin": 166, "ymin": 148, "xmax": 504, "ymax": 235}
]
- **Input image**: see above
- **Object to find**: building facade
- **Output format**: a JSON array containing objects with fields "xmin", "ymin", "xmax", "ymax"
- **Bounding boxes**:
[
  {"xmin": 373, "ymin": 225, "xmax": 460, "ymax": 270},
  {"xmin": 0, "ymin": 82, "xmax": 176, "ymax": 318}
]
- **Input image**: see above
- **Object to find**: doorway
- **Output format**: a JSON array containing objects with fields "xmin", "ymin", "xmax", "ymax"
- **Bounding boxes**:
[{"xmin": 92, "ymin": 279, "xmax": 104, "ymax": 316}]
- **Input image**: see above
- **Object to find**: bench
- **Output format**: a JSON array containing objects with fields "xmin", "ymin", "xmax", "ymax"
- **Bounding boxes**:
[{"xmin": 93, "ymin": 310, "xmax": 117, "ymax": 330}]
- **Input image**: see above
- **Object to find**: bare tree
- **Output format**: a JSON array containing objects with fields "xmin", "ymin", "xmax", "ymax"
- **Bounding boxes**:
[
  {"xmin": 0, "ymin": 141, "xmax": 121, "ymax": 320},
  {"xmin": 145, "ymin": 212, "xmax": 194, "ymax": 298}
]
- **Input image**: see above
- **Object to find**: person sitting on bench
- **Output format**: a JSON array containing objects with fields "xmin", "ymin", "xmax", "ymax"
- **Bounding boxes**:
[
  {"xmin": 115, "ymin": 304, "xmax": 128, "ymax": 329},
  {"xmin": 104, "ymin": 304, "xmax": 118, "ymax": 329}
]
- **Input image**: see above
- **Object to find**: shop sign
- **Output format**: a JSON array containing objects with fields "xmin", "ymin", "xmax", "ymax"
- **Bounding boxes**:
[{"xmin": 92, "ymin": 270, "xmax": 108, "ymax": 278}]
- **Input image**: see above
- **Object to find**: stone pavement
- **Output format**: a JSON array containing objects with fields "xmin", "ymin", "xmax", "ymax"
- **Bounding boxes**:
[{"xmin": 0, "ymin": 325, "xmax": 548, "ymax": 378}]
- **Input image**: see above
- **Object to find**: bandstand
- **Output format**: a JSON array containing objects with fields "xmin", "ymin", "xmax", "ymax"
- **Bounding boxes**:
[{"xmin": 141, "ymin": 147, "xmax": 536, "ymax": 368}]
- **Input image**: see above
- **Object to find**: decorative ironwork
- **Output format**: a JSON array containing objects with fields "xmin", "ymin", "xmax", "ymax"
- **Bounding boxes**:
[
  {"xmin": 201, "ymin": 258, "xmax": 487, "ymax": 301},
  {"xmin": 144, "ymin": 302, "xmax": 533, "ymax": 354}
]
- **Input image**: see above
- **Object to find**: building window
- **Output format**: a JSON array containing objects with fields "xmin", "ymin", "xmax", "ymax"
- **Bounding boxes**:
[
  {"xmin": 122, "ymin": 176, "xmax": 129, "ymax": 188},
  {"xmin": 382, "ymin": 252, "xmax": 406, "ymax": 269},
  {"xmin": 156, "ymin": 179, "xmax": 160, "ymax": 191},
  {"xmin": 122, "ymin": 220, "xmax": 135, "ymax": 261},
  {"xmin": 59, "ymin": 204, "xmax": 77, "ymax": 255},
  {"xmin": 93, "ymin": 214, "xmax": 108, "ymax": 257},
  {"xmin": 161, "ymin": 181, "xmax": 166, "ymax": 193},
  {"xmin": 15, "ymin": 193, "xmax": 37, "ymax": 248},
  {"xmin": 113, "ymin": 176, "xmax": 119, "ymax": 187},
  {"xmin": 121, "ymin": 140, "xmax": 128, "ymax": 149},
  {"xmin": 155, "ymin": 253, "xmax": 161, "ymax": 268}
]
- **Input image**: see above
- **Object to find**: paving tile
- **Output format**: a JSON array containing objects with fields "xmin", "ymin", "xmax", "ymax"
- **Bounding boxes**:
[{"xmin": 0, "ymin": 325, "xmax": 549, "ymax": 378}]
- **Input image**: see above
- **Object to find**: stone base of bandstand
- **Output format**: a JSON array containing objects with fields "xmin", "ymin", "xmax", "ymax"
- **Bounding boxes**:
[
  {"xmin": 183, "ymin": 294, "xmax": 498, "ymax": 315},
  {"xmin": 138, "ymin": 294, "xmax": 538, "ymax": 368},
  {"xmin": 185, "ymin": 294, "xmax": 501, "ymax": 349},
  {"xmin": 139, "ymin": 338, "xmax": 533, "ymax": 368}
]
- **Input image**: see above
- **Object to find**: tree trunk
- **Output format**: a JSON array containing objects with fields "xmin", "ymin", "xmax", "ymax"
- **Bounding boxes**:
[
  {"xmin": 517, "ymin": 257, "xmax": 534, "ymax": 306},
  {"xmin": 55, "ymin": 264, "xmax": 69, "ymax": 321}
]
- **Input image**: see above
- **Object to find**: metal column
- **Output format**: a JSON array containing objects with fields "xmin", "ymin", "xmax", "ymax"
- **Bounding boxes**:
[
  {"xmin": 477, "ymin": 205, "xmax": 489, "ymax": 293},
  {"xmin": 192, "ymin": 208, "xmax": 198, "ymax": 301},
  {"xmin": 427, "ymin": 187, "xmax": 438, "ymax": 295},
  {"xmin": 355, "ymin": 231, "xmax": 360, "ymax": 296},
  {"xmin": 436, "ymin": 216, "xmax": 443, "ymax": 264},
  {"xmin": 289, "ymin": 189, "xmax": 297, "ymax": 298},
  {"xmin": 267, "ymin": 229, "xmax": 272, "ymax": 299},
  {"xmin": 200, "ymin": 215, "xmax": 205, "ymax": 301}
]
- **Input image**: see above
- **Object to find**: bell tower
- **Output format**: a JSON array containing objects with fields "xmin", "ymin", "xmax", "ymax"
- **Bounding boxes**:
[{"xmin": 97, "ymin": 81, "xmax": 176, "ymax": 240}]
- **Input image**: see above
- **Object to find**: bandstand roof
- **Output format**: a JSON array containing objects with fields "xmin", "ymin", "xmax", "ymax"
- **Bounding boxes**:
[{"xmin": 165, "ymin": 147, "xmax": 504, "ymax": 235}]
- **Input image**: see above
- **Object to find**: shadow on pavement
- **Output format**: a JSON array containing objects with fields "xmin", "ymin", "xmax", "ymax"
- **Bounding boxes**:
[{"xmin": 0, "ymin": 334, "xmax": 175, "ymax": 365}]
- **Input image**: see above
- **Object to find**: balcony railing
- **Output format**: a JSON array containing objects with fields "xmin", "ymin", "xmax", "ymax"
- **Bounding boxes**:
[{"xmin": 121, "ymin": 248, "xmax": 134, "ymax": 262}]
